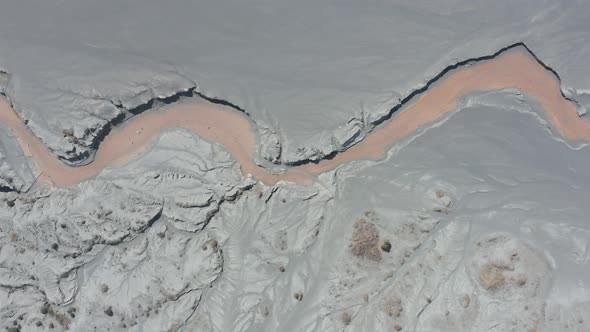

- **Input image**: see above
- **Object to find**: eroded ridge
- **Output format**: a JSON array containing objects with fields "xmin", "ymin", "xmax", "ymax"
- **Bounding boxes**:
[{"xmin": 0, "ymin": 46, "xmax": 587, "ymax": 188}]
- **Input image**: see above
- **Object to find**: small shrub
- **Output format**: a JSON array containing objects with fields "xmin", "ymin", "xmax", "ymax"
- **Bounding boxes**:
[
  {"xmin": 294, "ymin": 292, "xmax": 303, "ymax": 301},
  {"xmin": 100, "ymin": 284, "xmax": 109, "ymax": 293},
  {"xmin": 381, "ymin": 240, "xmax": 392, "ymax": 253},
  {"xmin": 342, "ymin": 312, "xmax": 352, "ymax": 325}
]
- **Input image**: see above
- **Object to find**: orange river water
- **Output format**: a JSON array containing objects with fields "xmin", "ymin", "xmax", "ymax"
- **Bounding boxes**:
[{"xmin": 0, "ymin": 47, "xmax": 588, "ymax": 188}]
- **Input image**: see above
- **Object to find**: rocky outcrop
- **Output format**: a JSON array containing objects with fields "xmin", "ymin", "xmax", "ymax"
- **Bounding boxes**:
[{"xmin": 0, "ymin": 130, "xmax": 253, "ymax": 331}]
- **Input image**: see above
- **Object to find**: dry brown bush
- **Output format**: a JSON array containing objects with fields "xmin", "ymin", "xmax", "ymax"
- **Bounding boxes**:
[
  {"xmin": 341, "ymin": 311, "xmax": 352, "ymax": 325},
  {"xmin": 479, "ymin": 262, "xmax": 512, "ymax": 290},
  {"xmin": 384, "ymin": 297, "xmax": 403, "ymax": 318},
  {"xmin": 47, "ymin": 307, "xmax": 70, "ymax": 330},
  {"xmin": 350, "ymin": 219, "xmax": 381, "ymax": 262}
]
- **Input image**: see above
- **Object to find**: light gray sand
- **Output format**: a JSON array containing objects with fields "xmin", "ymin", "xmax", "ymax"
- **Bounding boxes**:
[{"xmin": 0, "ymin": 2, "xmax": 589, "ymax": 331}]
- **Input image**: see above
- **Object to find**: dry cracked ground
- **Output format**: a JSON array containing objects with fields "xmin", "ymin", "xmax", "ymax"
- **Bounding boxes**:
[{"xmin": 1, "ymin": 1, "xmax": 590, "ymax": 332}]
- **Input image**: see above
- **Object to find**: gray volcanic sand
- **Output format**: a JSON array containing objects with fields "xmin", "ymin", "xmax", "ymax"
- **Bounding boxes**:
[{"xmin": 1, "ymin": 89, "xmax": 589, "ymax": 331}]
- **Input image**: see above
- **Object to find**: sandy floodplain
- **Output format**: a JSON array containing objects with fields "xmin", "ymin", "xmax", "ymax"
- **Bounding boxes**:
[{"xmin": 0, "ymin": 47, "xmax": 587, "ymax": 188}]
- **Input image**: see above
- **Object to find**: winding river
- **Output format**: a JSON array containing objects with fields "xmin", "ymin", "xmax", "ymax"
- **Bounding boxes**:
[{"xmin": 0, "ymin": 47, "xmax": 587, "ymax": 188}]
